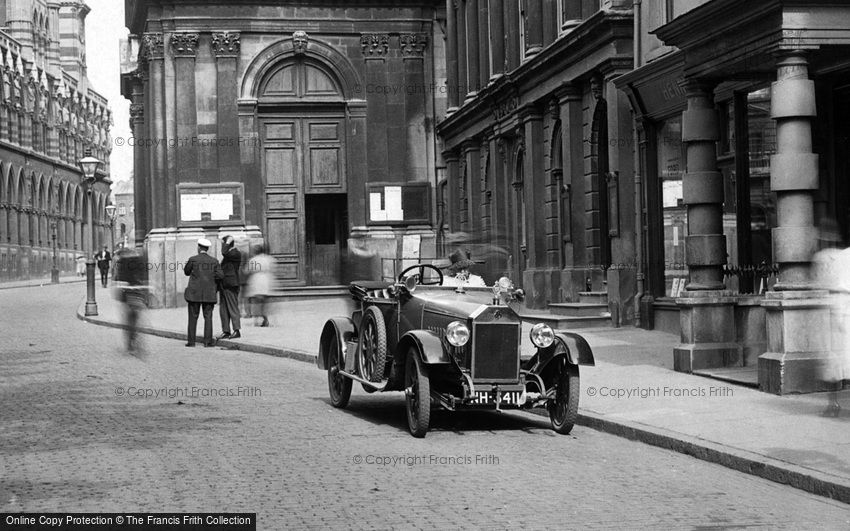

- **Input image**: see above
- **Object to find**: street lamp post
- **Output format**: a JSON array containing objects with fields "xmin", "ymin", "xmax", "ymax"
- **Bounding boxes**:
[
  {"xmin": 50, "ymin": 215, "xmax": 59, "ymax": 284},
  {"xmin": 105, "ymin": 204, "xmax": 117, "ymax": 251},
  {"xmin": 80, "ymin": 150, "xmax": 104, "ymax": 317}
]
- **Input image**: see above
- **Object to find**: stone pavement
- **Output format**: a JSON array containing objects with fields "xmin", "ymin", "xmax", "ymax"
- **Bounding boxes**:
[
  {"xmin": 0, "ymin": 274, "xmax": 85, "ymax": 290},
  {"xmin": 80, "ymin": 291, "xmax": 850, "ymax": 504}
]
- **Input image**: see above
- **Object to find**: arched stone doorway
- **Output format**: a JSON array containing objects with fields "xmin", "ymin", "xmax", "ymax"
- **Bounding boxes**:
[{"xmin": 244, "ymin": 38, "xmax": 359, "ymax": 286}]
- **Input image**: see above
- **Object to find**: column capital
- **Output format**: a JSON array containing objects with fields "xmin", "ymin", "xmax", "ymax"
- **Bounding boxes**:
[
  {"xmin": 360, "ymin": 33, "xmax": 389, "ymax": 59},
  {"xmin": 141, "ymin": 33, "xmax": 164, "ymax": 61},
  {"xmin": 461, "ymin": 139, "xmax": 481, "ymax": 154},
  {"xmin": 170, "ymin": 33, "xmax": 200, "ymax": 58},
  {"xmin": 211, "ymin": 32, "xmax": 241, "ymax": 58},
  {"xmin": 517, "ymin": 103, "xmax": 544, "ymax": 123},
  {"xmin": 399, "ymin": 33, "xmax": 427, "ymax": 59},
  {"xmin": 129, "ymin": 103, "xmax": 144, "ymax": 124},
  {"xmin": 682, "ymin": 77, "xmax": 718, "ymax": 99},
  {"xmin": 442, "ymin": 150, "xmax": 460, "ymax": 163},
  {"xmin": 554, "ymin": 82, "xmax": 581, "ymax": 104}
]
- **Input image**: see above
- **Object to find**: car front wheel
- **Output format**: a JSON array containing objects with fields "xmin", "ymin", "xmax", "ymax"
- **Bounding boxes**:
[
  {"xmin": 548, "ymin": 359, "xmax": 579, "ymax": 434},
  {"xmin": 327, "ymin": 337, "xmax": 352, "ymax": 408},
  {"xmin": 404, "ymin": 349, "xmax": 431, "ymax": 438}
]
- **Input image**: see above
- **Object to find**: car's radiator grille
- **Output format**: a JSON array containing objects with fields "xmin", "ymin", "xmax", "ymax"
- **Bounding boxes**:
[{"xmin": 471, "ymin": 323, "xmax": 520, "ymax": 382}]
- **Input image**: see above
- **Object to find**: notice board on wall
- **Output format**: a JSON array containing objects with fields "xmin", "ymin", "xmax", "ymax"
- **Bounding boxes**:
[
  {"xmin": 366, "ymin": 182, "xmax": 430, "ymax": 226},
  {"xmin": 178, "ymin": 183, "xmax": 245, "ymax": 226}
]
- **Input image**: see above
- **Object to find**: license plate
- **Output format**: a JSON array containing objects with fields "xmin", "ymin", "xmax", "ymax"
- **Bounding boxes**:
[{"xmin": 471, "ymin": 391, "xmax": 523, "ymax": 405}]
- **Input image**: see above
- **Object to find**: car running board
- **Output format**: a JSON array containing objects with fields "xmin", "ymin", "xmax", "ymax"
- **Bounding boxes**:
[{"xmin": 337, "ymin": 369, "xmax": 388, "ymax": 391}]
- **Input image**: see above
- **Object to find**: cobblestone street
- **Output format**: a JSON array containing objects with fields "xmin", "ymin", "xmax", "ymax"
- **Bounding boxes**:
[{"xmin": 1, "ymin": 284, "xmax": 849, "ymax": 529}]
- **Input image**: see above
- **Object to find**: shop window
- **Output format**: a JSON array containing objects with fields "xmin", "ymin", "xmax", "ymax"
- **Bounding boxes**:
[
  {"xmin": 745, "ymin": 87, "xmax": 776, "ymax": 270},
  {"xmin": 658, "ymin": 116, "xmax": 687, "ymax": 297}
]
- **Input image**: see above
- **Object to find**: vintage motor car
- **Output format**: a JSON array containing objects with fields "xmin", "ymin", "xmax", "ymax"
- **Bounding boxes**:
[{"xmin": 317, "ymin": 264, "xmax": 595, "ymax": 437}]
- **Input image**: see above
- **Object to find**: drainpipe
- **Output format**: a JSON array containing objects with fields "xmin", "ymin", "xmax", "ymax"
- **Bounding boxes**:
[{"xmin": 633, "ymin": 0, "xmax": 644, "ymax": 327}]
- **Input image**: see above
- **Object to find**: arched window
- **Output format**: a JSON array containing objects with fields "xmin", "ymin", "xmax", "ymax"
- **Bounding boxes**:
[{"xmin": 260, "ymin": 58, "xmax": 343, "ymax": 101}]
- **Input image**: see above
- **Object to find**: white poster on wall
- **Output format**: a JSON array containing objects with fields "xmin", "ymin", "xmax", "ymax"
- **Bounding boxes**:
[{"xmin": 180, "ymin": 193, "xmax": 233, "ymax": 221}]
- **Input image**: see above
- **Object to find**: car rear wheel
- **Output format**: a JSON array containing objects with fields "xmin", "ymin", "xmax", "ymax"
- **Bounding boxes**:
[
  {"xmin": 404, "ymin": 349, "xmax": 431, "ymax": 438},
  {"xmin": 327, "ymin": 337, "xmax": 352, "ymax": 408},
  {"xmin": 358, "ymin": 306, "xmax": 387, "ymax": 382},
  {"xmin": 548, "ymin": 359, "xmax": 579, "ymax": 434}
]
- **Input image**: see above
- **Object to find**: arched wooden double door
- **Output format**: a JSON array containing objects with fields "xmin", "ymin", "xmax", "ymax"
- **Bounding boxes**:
[{"xmin": 259, "ymin": 56, "xmax": 349, "ymax": 286}]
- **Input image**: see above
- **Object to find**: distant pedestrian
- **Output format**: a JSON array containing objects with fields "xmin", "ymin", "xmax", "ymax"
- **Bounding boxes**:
[
  {"xmin": 246, "ymin": 245, "xmax": 274, "ymax": 327},
  {"xmin": 217, "ymin": 235, "xmax": 243, "ymax": 340},
  {"xmin": 75, "ymin": 255, "xmax": 86, "ymax": 277},
  {"xmin": 95, "ymin": 245, "xmax": 112, "ymax": 287},
  {"xmin": 184, "ymin": 238, "xmax": 223, "ymax": 347},
  {"xmin": 113, "ymin": 246, "xmax": 148, "ymax": 356}
]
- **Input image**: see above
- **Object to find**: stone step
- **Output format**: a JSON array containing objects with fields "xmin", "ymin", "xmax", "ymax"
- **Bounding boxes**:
[
  {"xmin": 578, "ymin": 291, "xmax": 608, "ymax": 304},
  {"xmin": 518, "ymin": 312, "xmax": 612, "ymax": 330},
  {"xmin": 270, "ymin": 285, "xmax": 349, "ymax": 299},
  {"xmin": 548, "ymin": 302, "xmax": 611, "ymax": 317}
]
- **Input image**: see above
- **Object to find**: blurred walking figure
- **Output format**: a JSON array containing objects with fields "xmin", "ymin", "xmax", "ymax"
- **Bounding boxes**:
[
  {"xmin": 95, "ymin": 245, "xmax": 112, "ymax": 287},
  {"xmin": 246, "ymin": 245, "xmax": 274, "ymax": 327},
  {"xmin": 813, "ymin": 238, "xmax": 850, "ymax": 417},
  {"xmin": 75, "ymin": 255, "xmax": 86, "ymax": 277},
  {"xmin": 113, "ymin": 247, "xmax": 148, "ymax": 355},
  {"xmin": 184, "ymin": 238, "xmax": 223, "ymax": 347},
  {"xmin": 218, "ymin": 235, "xmax": 243, "ymax": 340}
]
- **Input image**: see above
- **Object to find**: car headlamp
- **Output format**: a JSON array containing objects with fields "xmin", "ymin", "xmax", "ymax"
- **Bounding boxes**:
[
  {"xmin": 446, "ymin": 321, "xmax": 470, "ymax": 347},
  {"xmin": 530, "ymin": 323, "xmax": 555, "ymax": 348}
]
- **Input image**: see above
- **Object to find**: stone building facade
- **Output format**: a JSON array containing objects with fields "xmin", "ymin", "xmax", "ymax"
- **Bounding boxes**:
[
  {"xmin": 0, "ymin": 0, "xmax": 113, "ymax": 282},
  {"xmin": 122, "ymin": 0, "xmax": 446, "ymax": 308},
  {"xmin": 113, "ymin": 178, "xmax": 134, "ymax": 249},
  {"xmin": 436, "ymin": 0, "xmax": 636, "ymax": 322},
  {"xmin": 616, "ymin": 0, "xmax": 850, "ymax": 393}
]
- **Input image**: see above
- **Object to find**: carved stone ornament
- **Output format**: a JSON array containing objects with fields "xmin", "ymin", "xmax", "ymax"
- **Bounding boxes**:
[
  {"xmin": 211, "ymin": 32, "xmax": 241, "ymax": 57},
  {"xmin": 590, "ymin": 74, "xmax": 603, "ymax": 100},
  {"xmin": 129, "ymin": 103, "xmax": 144, "ymax": 123},
  {"xmin": 292, "ymin": 31, "xmax": 309, "ymax": 55},
  {"xmin": 142, "ymin": 33, "xmax": 164, "ymax": 60},
  {"xmin": 360, "ymin": 33, "xmax": 389, "ymax": 57},
  {"xmin": 170, "ymin": 33, "xmax": 200, "ymax": 57},
  {"xmin": 399, "ymin": 33, "xmax": 427, "ymax": 58}
]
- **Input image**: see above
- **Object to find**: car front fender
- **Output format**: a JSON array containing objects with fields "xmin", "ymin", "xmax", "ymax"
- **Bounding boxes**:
[
  {"xmin": 318, "ymin": 317, "xmax": 356, "ymax": 370},
  {"xmin": 533, "ymin": 332, "xmax": 595, "ymax": 373},
  {"xmin": 398, "ymin": 330, "xmax": 451, "ymax": 365}
]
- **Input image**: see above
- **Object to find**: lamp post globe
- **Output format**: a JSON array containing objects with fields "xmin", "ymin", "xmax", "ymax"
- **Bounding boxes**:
[{"xmin": 79, "ymin": 151, "xmax": 104, "ymax": 317}]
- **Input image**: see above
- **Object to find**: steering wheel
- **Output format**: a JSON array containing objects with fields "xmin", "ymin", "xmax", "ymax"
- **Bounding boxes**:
[{"xmin": 398, "ymin": 264, "xmax": 444, "ymax": 286}]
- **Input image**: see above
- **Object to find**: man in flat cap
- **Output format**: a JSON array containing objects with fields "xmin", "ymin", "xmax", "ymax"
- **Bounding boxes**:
[{"xmin": 184, "ymin": 238, "xmax": 223, "ymax": 347}]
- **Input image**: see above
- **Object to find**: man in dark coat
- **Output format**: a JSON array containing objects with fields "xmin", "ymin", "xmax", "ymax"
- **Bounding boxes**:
[
  {"xmin": 218, "ymin": 235, "xmax": 243, "ymax": 340},
  {"xmin": 95, "ymin": 245, "xmax": 112, "ymax": 287},
  {"xmin": 184, "ymin": 238, "xmax": 223, "ymax": 347}
]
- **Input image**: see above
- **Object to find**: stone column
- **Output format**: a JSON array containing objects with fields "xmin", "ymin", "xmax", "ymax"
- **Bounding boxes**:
[
  {"xmin": 477, "ymin": 0, "xmax": 489, "ymax": 89},
  {"xmin": 463, "ymin": 141, "xmax": 482, "ymax": 235},
  {"xmin": 457, "ymin": 2, "xmax": 468, "ymax": 100},
  {"xmin": 212, "ymin": 32, "xmax": 241, "ymax": 184},
  {"xmin": 361, "ymin": 34, "xmax": 390, "ymax": 183},
  {"xmin": 542, "ymin": 0, "xmax": 558, "ymax": 46},
  {"xmin": 143, "ymin": 33, "xmax": 165, "ymax": 230},
  {"xmin": 520, "ymin": 105, "xmax": 547, "ymax": 308},
  {"xmin": 489, "ymin": 0, "xmax": 505, "ymax": 81},
  {"xmin": 504, "ymin": 0, "xmax": 520, "ymax": 70},
  {"xmin": 465, "ymin": 0, "xmax": 480, "ymax": 99},
  {"xmin": 557, "ymin": 84, "xmax": 585, "ymax": 302},
  {"xmin": 444, "ymin": 151, "xmax": 461, "ymax": 233},
  {"xmin": 401, "ymin": 34, "xmax": 428, "ymax": 182},
  {"xmin": 446, "ymin": 0, "xmax": 459, "ymax": 112},
  {"xmin": 171, "ymin": 32, "xmax": 199, "ymax": 221},
  {"xmin": 674, "ymin": 79, "xmax": 741, "ymax": 372},
  {"xmin": 130, "ymin": 76, "xmax": 147, "ymax": 246},
  {"xmin": 525, "ymin": 0, "xmax": 544, "ymax": 56},
  {"xmin": 759, "ymin": 52, "xmax": 833, "ymax": 394}
]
